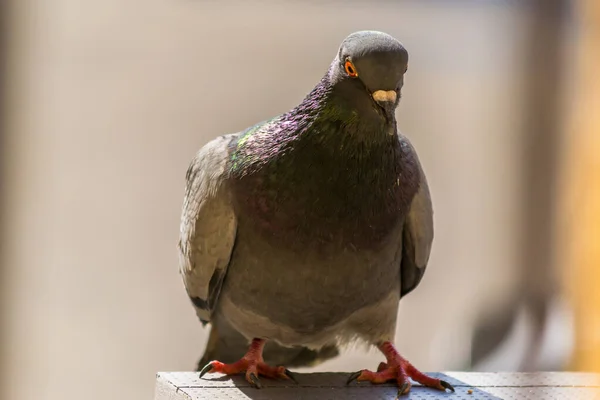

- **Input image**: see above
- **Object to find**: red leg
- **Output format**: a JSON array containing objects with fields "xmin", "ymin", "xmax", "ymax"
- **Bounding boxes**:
[
  {"xmin": 347, "ymin": 341, "xmax": 455, "ymax": 396},
  {"xmin": 199, "ymin": 338, "xmax": 297, "ymax": 388}
]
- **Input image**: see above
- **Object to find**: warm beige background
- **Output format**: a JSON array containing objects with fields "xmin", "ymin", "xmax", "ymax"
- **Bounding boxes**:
[{"xmin": 1, "ymin": 1, "xmax": 569, "ymax": 400}]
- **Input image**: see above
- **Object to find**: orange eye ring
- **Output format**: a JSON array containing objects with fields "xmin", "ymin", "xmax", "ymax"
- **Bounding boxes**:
[{"xmin": 344, "ymin": 60, "xmax": 358, "ymax": 78}]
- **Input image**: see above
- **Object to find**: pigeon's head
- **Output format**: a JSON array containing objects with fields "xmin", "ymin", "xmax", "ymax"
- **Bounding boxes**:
[{"xmin": 330, "ymin": 31, "xmax": 409, "ymax": 119}]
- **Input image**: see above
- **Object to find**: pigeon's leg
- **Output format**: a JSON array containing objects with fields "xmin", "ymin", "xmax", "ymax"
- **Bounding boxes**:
[
  {"xmin": 199, "ymin": 338, "xmax": 297, "ymax": 388},
  {"xmin": 347, "ymin": 341, "xmax": 455, "ymax": 397}
]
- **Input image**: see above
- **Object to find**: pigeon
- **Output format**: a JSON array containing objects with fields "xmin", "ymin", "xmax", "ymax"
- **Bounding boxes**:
[{"xmin": 178, "ymin": 30, "xmax": 454, "ymax": 396}]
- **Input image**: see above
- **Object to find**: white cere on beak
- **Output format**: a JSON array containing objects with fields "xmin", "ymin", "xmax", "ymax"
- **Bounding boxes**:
[{"xmin": 372, "ymin": 90, "xmax": 397, "ymax": 103}]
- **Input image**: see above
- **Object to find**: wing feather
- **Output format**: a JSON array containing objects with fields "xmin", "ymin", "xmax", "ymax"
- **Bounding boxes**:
[
  {"xmin": 400, "ymin": 138, "xmax": 434, "ymax": 297},
  {"xmin": 178, "ymin": 134, "xmax": 238, "ymax": 323}
]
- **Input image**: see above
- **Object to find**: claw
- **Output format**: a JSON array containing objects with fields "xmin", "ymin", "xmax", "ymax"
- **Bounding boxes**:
[
  {"xmin": 396, "ymin": 382, "xmax": 411, "ymax": 398},
  {"xmin": 199, "ymin": 362, "xmax": 215, "ymax": 379},
  {"xmin": 440, "ymin": 380, "xmax": 455, "ymax": 393},
  {"xmin": 346, "ymin": 371, "xmax": 363, "ymax": 385},
  {"xmin": 248, "ymin": 372, "xmax": 262, "ymax": 389},
  {"xmin": 284, "ymin": 369, "xmax": 299, "ymax": 384}
]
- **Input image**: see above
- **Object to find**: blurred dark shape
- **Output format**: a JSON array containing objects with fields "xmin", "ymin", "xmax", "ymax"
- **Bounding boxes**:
[{"xmin": 470, "ymin": 0, "xmax": 571, "ymax": 372}]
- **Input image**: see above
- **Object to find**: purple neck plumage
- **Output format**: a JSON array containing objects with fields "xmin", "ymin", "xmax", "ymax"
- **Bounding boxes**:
[{"xmin": 229, "ymin": 74, "xmax": 419, "ymax": 251}]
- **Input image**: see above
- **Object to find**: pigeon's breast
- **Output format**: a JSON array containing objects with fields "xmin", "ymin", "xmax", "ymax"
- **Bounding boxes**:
[
  {"xmin": 230, "ymin": 158, "xmax": 417, "ymax": 253},
  {"xmin": 222, "ymin": 139, "xmax": 420, "ymax": 343}
]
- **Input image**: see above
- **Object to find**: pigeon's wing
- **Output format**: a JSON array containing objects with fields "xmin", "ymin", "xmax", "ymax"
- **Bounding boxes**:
[
  {"xmin": 178, "ymin": 134, "xmax": 239, "ymax": 324},
  {"xmin": 399, "ymin": 138, "xmax": 434, "ymax": 298}
]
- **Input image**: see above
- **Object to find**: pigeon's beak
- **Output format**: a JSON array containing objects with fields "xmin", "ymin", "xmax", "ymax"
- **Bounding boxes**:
[
  {"xmin": 372, "ymin": 90, "xmax": 397, "ymax": 104},
  {"xmin": 372, "ymin": 90, "xmax": 397, "ymax": 114}
]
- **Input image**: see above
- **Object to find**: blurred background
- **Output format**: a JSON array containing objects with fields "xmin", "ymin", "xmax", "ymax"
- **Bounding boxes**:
[{"xmin": 1, "ymin": 0, "xmax": 599, "ymax": 399}]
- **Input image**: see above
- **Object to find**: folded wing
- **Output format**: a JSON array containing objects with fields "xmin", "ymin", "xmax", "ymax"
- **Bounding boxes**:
[{"xmin": 178, "ymin": 134, "xmax": 238, "ymax": 323}]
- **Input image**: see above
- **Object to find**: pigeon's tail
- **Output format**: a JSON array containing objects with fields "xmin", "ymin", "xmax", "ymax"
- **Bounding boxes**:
[{"xmin": 197, "ymin": 316, "xmax": 339, "ymax": 370}]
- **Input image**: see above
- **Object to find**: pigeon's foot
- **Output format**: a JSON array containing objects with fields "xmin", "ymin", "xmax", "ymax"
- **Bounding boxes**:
[
  {"xmin": 199, "ymin": 338, "xmax": 297, "ymax": 388},
  {"xmin": 347, "ymin": 341, "xmax": 455, "ymax": 397}
]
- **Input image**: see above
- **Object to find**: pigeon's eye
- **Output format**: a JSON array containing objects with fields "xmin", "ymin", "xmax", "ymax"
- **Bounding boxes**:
[{"xmin": 344, "ymin": 60, "xmax": 358, "ymax": 78}]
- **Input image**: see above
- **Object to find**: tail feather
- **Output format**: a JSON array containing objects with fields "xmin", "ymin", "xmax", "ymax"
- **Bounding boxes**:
[{"xmin": 197, "ymin": 317, "xmax": 339, "ymax": 370}]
